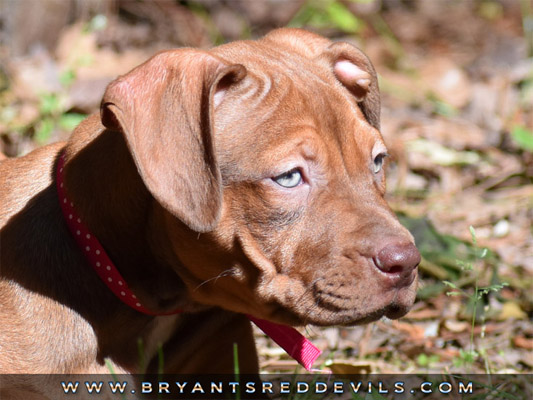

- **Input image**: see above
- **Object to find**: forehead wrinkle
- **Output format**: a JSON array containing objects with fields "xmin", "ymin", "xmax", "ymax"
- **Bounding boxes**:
[
  {"xmin": 313, "ymin": 89, "xmax": 374, "ymax": 182},
  {"xmin": 218, "ymin": 40, "xmax": 336, "ymax": 89}
]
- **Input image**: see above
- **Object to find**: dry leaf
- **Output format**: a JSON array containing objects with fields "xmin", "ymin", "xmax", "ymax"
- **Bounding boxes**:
[
  {"xmin": 513, "ymin": 336, "xmax": 533, "ymax": 350},
  {"xmin": 499, "ymin": 302, "xmax": 527, "ymax": 320},
  {"xmin": 444, "ymin": 319, "xmax": 469, "ymax": 333},
  {"xmin": 325, "ymin": 361, "xmax": 373, "ymax": 375}
]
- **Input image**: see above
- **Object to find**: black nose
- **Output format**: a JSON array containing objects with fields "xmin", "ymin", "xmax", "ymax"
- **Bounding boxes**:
[{"xmin": 374, "ymin": 242, "xmax": 420, "ymax": 285}]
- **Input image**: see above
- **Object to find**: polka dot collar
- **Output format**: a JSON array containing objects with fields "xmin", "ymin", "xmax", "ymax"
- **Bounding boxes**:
[
  {"xmin": 56, "ymin": 151, "xmax": 162, "ymax": 315},
  {"xmin": 55, "ymin": 150, "xmax": 321, "ymax": 369}
]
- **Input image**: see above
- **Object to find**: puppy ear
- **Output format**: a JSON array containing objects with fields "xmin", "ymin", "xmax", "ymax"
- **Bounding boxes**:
[
  {"xmin": 323, "ymin": 42, "xmax": 380, "ymax": 130},
  {"xmin": 101, "ymin": 50, "xmax": 246, "ymax": 232}
]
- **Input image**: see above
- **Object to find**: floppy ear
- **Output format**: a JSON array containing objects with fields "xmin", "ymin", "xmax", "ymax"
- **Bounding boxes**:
[
  {"xmin": 323, "ymin": 41, "xmax": 381, "ymax": 130},
  {"xmin": 101, "ymin": 50, "xmax": 246, "ymax": 232}
]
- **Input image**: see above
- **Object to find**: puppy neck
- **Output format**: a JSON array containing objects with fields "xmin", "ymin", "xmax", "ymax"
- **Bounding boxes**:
[{"xmin": 63, "ymin": 114, "xmax": 194, "ymax": 314}]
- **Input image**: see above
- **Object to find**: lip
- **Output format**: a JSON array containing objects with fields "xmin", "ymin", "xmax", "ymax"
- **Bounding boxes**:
[{"xmin": 262, "ymin": 285, "xmax": 416, "ymax": 327}]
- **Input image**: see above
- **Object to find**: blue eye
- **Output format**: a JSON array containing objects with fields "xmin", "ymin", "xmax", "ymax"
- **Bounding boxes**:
[{"xmin": 273, "ymin": 169, "xmax": 303, "ymax": 188}]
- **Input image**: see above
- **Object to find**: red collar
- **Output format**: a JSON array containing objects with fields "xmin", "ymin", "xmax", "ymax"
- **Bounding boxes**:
[{"xmin": 56, "ymin": 151, "xmax": 321, "ymax": 370}]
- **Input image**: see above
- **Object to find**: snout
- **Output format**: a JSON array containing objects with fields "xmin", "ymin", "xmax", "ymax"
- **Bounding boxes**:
[
  {"xmin": 373, "ymin": 242, "xmax": 420, "ymax": 288},
  {"xmin": 251, "ymin": 236, "xmax": 421, "ymax": 326}
]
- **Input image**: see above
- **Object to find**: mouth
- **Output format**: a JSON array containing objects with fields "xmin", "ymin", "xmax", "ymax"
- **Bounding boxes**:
[
  {"xmin": 316, "ymin": 295, "xmax": 415, "ymax": 326},
  {"xmin": 206, "ymin": 243, "xmax": 419, "ymax": 328},
  {"xmin": 257, "ymin": 281, "xmax": 417, "ymax": 328}
]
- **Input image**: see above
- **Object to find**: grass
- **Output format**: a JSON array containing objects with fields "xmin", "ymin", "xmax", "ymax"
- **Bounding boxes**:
[
  {"xmin": 233, "ymin": 342, "xmax": 241, "ymax": 400},
  {"xmin": 443, "ymin": 226, "xmax": 508, "ymax": 374}
]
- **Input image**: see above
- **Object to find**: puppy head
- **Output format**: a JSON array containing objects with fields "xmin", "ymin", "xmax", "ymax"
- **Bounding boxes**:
[{"xmin": 102, "ymin": 29, "xmax": 419, "ymax": 326}]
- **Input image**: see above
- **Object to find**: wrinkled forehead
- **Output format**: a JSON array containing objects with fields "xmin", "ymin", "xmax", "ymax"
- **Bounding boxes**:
[
  {"xmin": 214, "ymin": 41, "xmax": 326, "ymax": 100},
  {"xmin": 214, "ymin": 40, "xmax": 372, "ymax": 132}
]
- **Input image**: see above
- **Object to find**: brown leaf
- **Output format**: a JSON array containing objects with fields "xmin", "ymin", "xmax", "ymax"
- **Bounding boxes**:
[
  {"xmin": 326, "ymin": 361, "xmax": 373, "ymax": 375},
  {"xmin": 514, "ymin": 336, "xmax": 533, "ymax": 350},
  {"xmin": 499, "ymin": 302, "xmax": 528, "ymax": 320}
]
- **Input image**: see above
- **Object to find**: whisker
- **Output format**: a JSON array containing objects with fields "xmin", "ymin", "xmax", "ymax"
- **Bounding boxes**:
[{"xmin": 194, "ymin": 269, "xmax": 234, "ymax": 291}]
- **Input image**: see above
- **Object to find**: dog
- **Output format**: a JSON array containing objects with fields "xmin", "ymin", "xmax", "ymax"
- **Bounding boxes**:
[{"xmin": 0, "ymin": 28, "xmax": 420, "ymax": 376}]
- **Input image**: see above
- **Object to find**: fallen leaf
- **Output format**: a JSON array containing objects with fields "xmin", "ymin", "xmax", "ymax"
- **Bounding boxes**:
[
  {"xmin": 407, "ymin": 138, "xmax": 481, "ymax": 167},
  {"xmin": 513, "ymin": 336, "xmax": 533, "ymax": 350},
  {"xmin": 325, "ymin": 361, "xmax": 373, "ymax": 375},
  {"xmin": 499, "ymin": 301, "xmax": 528, "ymax": 320},
  {"xmin": 444, "ymin": 319, "xmax": 469, "ymax": 333},
  {"xmin": 390, "ymin": 320, "xmax": 425, "ymax": 340}
]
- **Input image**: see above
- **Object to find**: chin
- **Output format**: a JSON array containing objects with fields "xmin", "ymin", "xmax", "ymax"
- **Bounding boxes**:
[{"xmin": 269, "ymin": 283, "xmax": 417, "ymax": 327}]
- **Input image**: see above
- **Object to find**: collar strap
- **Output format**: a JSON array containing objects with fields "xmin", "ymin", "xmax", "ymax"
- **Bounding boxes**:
[{"xmin": 56, "ymin": 151, "xmax": 321, "ymax": 370}]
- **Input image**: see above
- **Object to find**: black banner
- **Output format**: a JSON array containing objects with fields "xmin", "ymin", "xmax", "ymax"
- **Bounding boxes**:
[{"xmin": 1, "ymin": 374, "xmax": 531, "ymax": 400}]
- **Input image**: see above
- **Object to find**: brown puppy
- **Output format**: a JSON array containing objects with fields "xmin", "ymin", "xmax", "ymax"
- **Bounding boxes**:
[{"xmin": 0, "ymin": 28, "xmax": 419, "ymax": 375}]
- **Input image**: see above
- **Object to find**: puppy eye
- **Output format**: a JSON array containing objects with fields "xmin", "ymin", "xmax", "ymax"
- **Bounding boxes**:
[
  {"xmin": 273, "ymin": 168, "xmax": 303, "ymax": 188},
  {"xmin": 373, "ymin": 153, "xmax": 387, "ymax": 174}
]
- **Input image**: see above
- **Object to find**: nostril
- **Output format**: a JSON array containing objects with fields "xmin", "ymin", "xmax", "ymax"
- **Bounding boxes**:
[
  {"xmin": 374, "ymin": 242, "xmax": 420, "ymax": 276},
  {"xmin": 387, "ymin": 265, "xmax": 404, "ymax": 275}
]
